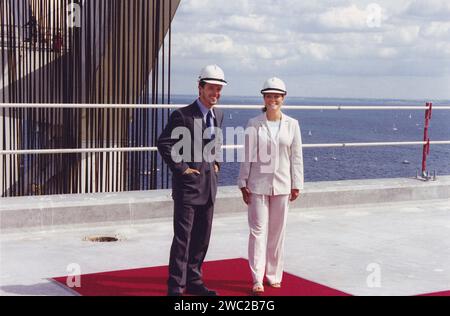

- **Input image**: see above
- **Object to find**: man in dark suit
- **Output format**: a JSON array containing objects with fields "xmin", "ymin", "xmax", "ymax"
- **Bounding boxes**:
[{"xmin": 157, "ymin": 65, "xmax": 226, "ymax": 296}]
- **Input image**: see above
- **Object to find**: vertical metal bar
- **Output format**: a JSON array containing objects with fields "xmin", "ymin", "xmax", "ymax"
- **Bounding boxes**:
[
  {"xmin": 132, "ymin": 0, "xmax": 139, "ymax": 191},
  {"xmin": 166, "ymin": 0, "xmax": 173, "ymax": 189},
  {"xmin": 105, "ymin": 0, "xmax": 112, "ymax": 192},
  {"xmin": 1, "ymin": 107, "xmax": 5, "ymax": 196},
  {"xmin": 0, "ymin": 0, "xmax": 5, "ymax": 195},
  {"xmin": 144, "ymin": 0, "xmax": 151, "ymax": 189}
]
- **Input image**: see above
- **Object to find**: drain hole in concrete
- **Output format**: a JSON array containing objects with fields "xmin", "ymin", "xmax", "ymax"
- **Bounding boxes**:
[{"xmin": 86, "ymin": 236, "xmax": 119, "ymax": 243}]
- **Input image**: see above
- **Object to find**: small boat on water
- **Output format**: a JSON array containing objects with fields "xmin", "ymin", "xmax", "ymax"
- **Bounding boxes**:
[
  {"xmin": 331, "ymin": 150, "xmax": 337, "ymax": 161},
  {"xmin": 403, "ymin": 160, "xmax": 411, "ymax": 165}
]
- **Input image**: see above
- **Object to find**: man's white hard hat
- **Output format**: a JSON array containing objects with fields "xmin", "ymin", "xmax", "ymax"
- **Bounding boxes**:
[
  {"xmin": 261, "ymin": 77, "xmax": 287, "ymax": 95},
  {"xmin": 198, "ymin": 65, "xmax": 228, "ymax": 86}
]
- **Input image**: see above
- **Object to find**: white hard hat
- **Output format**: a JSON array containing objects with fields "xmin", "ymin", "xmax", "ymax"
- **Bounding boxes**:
[
  {"xmin": 198, "ymin": 65, "xmax": 227, "ymax": 86},
  {"xmin": 261, "ymin": 77, "xmax": 287, "ymax": 95}
]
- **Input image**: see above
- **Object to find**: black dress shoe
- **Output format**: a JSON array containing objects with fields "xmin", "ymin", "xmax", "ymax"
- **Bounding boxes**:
[
  {"xmin": 186, "ymin": 285, "xmax": 218, "ymax": 296},
  {"xmin": 167, "ymin": 290, "xmax": 183, "ymax": 297}
]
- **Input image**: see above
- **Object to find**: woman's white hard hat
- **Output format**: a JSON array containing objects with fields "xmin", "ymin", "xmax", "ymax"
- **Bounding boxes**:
[
  {"xmin": 261, "ymin": 77, "xmax": 287, "ymax": 95},
  {"xmin": 198, "ymin": 65, "xmax": 228, "ymax": 86}
]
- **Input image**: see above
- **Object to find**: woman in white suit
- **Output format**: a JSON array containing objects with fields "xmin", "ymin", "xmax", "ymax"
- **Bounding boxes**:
[{"xmin": 238, "ymin": 77, "xmax": 304, "ymax": 294}]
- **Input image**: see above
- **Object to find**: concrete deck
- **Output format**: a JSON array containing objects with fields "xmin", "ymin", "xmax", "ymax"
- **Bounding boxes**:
[{"xmin": 1, "ymin": 178, "xmax": 450, "ymax": 296}]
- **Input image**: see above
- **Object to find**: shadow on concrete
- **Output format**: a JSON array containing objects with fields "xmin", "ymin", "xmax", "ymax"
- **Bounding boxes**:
[{"xmin": 0, "ymin": 281, "xmax": 76, "ymax": 296}]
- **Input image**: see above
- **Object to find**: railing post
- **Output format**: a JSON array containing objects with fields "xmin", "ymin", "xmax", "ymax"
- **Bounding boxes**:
[{"xmin": 421, "ymin": 102, "xmax": 434, "ymax": 180}]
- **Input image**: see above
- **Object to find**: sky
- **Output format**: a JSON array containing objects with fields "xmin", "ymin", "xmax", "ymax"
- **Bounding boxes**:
[{"xmin": 169, "ymin": 0, "xmax": 450, "ymax": 100}]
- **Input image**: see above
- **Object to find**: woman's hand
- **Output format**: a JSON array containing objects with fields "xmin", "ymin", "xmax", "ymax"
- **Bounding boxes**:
[
  {"xmin": 290, "ymin": 189, "xmax": 300, "ymax": 202},
  {"xmin": 241, "ymin": 187, "xmax": 251, "ymax": 205}
]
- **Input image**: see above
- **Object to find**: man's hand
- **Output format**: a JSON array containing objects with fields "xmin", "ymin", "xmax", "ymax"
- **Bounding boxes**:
[
  {"xmin": 241, "ymin": 187, "xmax": 251, "ymax": 205},
  {"xmin": 183, "ymin": 168, "xmax": 201, "ymax": 176},
  {"xmin": 290, "ymin": 189, "xmax": 300, "ymax": 202}
]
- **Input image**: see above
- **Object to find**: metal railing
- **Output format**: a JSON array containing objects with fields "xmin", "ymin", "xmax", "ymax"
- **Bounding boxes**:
[
  {"xmin": 2, "ymin": 141, "xmax": 450, "ymax": 156},
  {"xmin": 1, "ymin": 102, "xmax": 449, "ymax": 197},
  {"xmin": 2, "ymin": 103, "xmax": 450, "ymax": 110},
  {"xmin": 1, "ymin": 103, "xmax": 450, "ymax": 156},
  {"xmin": 0, "ymin": 103, "xmax": 450, "ymax": 156}
]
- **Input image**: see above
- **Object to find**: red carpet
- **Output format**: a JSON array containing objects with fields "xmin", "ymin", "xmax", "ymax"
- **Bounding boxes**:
[
  {"xmin": 53, "ymin": 258, "xmax": 350, "ymax": 296},
  {"xmin": 419, "ymin": 291, "xmax": 450, "ymax": 297}
]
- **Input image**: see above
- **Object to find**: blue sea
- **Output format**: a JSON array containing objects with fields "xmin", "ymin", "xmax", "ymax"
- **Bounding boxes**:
[{"xmin": 168, "ymin": 95, "xmax": 450, "ymax": 187}]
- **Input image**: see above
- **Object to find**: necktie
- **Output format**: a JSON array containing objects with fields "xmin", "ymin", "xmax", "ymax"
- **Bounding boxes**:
[{"xmin": 206, "ymin": 110, "xmax": 215, "ymax": 140}]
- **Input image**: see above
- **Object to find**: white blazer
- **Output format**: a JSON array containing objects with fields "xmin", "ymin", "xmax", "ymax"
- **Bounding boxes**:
[{"xmin": 238, "ymin": 113, "xmax": 304, "ymax": 196}]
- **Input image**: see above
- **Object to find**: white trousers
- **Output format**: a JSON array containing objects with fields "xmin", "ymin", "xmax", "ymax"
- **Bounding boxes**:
[{"xmin": 248, "ymin": 194, "xmax": 290, "ymax": 285}]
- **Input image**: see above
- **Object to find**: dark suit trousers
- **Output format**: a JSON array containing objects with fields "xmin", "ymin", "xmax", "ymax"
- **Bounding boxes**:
[{"xmin": 168, "ymin": 197, "xmax": 214, "ymax": 292}]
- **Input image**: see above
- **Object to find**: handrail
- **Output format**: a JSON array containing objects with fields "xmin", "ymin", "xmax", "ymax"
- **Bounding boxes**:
[
  {"xmin": 1, "ymin": 103, "xmax": 449, "ymax": 156},
  {"xmin": 1, "ymin": 103, "xmax": 450, "ymax": 110},
  {"xmin": 1, "ymin": 142, "xmax": 450, "ymax": 156}
]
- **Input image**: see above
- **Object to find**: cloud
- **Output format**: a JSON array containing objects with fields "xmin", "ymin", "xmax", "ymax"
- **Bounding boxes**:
[
  {"xmin": 173, "ymin": 33, "xmax": 235, "ymax": 57},
  {"xmin": 318, "ymin": 4, "xmax": 377, "ymax": 30},
  {"xmin": 170, "ymin": 0, "xmax": 450, "ymax": 99},
  {"xmin": 296, "ymin": 42, "xmax": 332, "ymax": 61},
  {"xmin": 383, "ymin": 25, "xmax": 420, "ymax": 45},
  {"xmin": 220, "ymin": 15, "xmax": 270, "ymax": 33},
  {"xmin": 420, "ymin": 22, "xmax": 450, "ymax": 39},
  {"xmin": 406, "ymin": 0, "xmax": 450, "ymax": 18}
]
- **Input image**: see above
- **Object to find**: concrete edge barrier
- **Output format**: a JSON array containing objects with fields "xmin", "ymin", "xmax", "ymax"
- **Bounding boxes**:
[{"xmin": 1, "ymin": 177, "xmax": 449, "ymax": 231}]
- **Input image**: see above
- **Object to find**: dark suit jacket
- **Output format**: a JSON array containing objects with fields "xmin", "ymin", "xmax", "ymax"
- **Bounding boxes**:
[{"xmin": 157, "ymin": 102, "xmax": 224, "ymax": 205}]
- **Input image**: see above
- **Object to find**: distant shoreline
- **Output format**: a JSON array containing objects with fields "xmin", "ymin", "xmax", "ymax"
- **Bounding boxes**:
[{"xmin": 166, "ymin": 94, "xmax": 450, "ymax": 105}]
